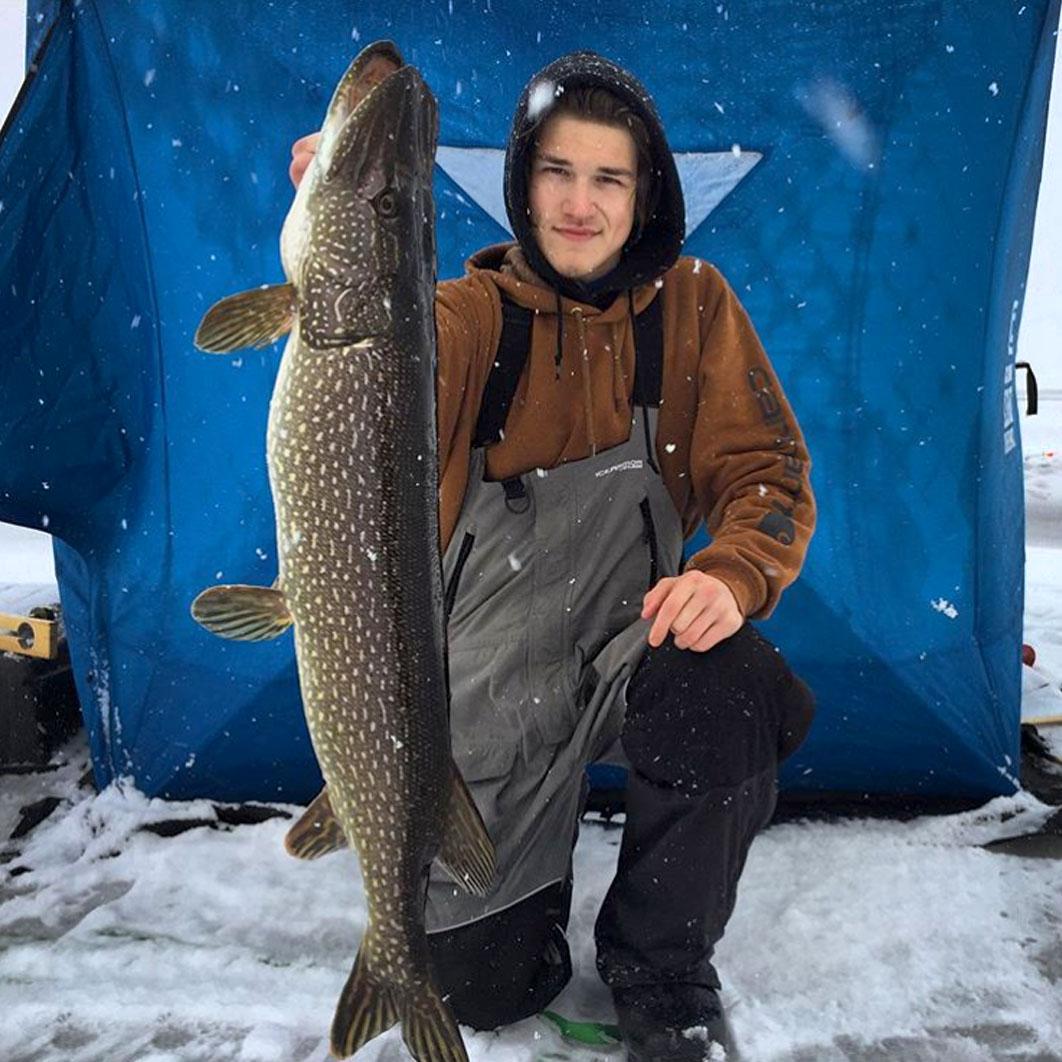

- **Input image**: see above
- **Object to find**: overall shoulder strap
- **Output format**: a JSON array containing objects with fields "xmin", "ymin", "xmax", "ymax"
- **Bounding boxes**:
[
  {"xmin": 630, "ymin": 290, "xmax": 664, "ymax": 408},
  {"xmin": 472, "ymin": 295, "xmax": 531, "ymax": 448}
]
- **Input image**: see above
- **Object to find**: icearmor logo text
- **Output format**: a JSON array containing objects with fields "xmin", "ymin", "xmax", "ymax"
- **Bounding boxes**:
[{"xmin": 595, "ymin": 459, "xmax": 644, "ymax": 478}]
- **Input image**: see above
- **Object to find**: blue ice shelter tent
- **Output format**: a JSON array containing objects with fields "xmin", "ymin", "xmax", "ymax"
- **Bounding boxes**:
[{"xmin": 0, "ymin": 0, "xmax": 1057, "ymax": 803}]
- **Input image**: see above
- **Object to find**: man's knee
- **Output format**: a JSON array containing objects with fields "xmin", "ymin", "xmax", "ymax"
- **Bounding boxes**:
[
  {"xmin": 427, "ymin": 880, "xmax": 572, "ymax": 1029},
  {"xmin": 622, "ymin": 623, "xmax": 815, "ymax": 790}
]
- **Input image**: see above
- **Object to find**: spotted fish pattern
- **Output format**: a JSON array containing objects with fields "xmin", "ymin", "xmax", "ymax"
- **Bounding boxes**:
[{"xmin": 192, "ymin": 41, "xmax": 494, "ymax": 1062}]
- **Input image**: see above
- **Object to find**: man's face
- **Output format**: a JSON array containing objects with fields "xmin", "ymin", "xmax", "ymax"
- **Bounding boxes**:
[{"xmin": 528, "ymin": 114, "xmax": 638, "ymax": 283}]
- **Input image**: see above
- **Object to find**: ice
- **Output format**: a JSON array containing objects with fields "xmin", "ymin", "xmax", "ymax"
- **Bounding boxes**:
[{"xmin": 0, "ymin": 732, "xmax": 1058, "ymax": 1061}]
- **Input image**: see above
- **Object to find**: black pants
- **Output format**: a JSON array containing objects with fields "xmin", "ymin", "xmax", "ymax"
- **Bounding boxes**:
[{"xmin": 426, "ymin": 622, "xmax": 815, "ymax": 1029}]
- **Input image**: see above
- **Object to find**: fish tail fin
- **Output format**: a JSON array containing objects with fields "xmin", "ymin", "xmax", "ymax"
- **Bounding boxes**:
[
  {"xmin": 284, "ymin": 786, "xmax": 348, "ymax": 860},
  {"xmin": 330, "ymin": 946, "xmax": 467, "ymax": 1062},
  {"xmin": 329, "ymin": 943, "xmax": 400, "ymax": 1058},
  {"xmin": 401, "ymin": 986, "xmax": 468, "ymax": 1062},
  {"xmin": 436, "ymin": 761, "xmax": 496, "ymax": 897}
]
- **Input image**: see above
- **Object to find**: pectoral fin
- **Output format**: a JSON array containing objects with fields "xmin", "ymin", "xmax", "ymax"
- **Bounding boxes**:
[
  {"xmin": 191, "ymin": 584, "xmax": 293, "ymax": 641},
  {"xmin": 194, "ymin": 283, "xmax": 297, "ymax": 353},
  {"xmin": 284, "ymin": 786, "xmax": 349, "ymax": 860},
  {"xmin": 436, "ymin": 762, "xmax": 496, "ymax": 897}
]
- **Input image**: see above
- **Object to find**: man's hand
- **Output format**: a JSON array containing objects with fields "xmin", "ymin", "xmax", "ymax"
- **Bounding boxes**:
[
  {"xmin": 643, "ymin": 571, "xmax": 743, "ymax": 652},
  {"xmin": 289, "ymin": 133, "xmax": 321, "ymax": 189}
]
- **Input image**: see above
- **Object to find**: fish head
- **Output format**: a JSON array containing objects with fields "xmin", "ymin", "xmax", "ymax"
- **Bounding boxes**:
[
  {"xmin": 280, "ymin": 41, "xmax": 405, "ymax": 285},
  {"xmin": 300, "ymin": 61, "xmax": 438, "ymax": 350}
]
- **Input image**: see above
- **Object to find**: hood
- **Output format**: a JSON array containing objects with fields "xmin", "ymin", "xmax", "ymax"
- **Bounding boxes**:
[{"xmin": 502, "ymin": 51, "xmax": 685, "ymax": 306}]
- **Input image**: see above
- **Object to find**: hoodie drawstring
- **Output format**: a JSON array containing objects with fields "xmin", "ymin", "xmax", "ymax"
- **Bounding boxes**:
[
  {"xmin": 554, "ymin": 290, "xmax": 564, "ymax": 379},
  {"xmin": 629, "ymin": 288, "xmax": 659, "ymax": 473},
  {"xmin": 571, "ymin": 305, "xmax": 597, "ymax": 457}
]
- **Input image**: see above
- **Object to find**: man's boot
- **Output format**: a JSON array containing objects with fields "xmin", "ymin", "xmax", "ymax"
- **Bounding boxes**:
[{"xmin": 613, "ymin": 981, "xmax": 737, "ymax": 1060}]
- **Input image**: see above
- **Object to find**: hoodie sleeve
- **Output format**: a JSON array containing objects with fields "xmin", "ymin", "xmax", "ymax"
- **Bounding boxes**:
[{"xmin": 683, "ymin": 266, "xmax": 815, "ymax": 620}]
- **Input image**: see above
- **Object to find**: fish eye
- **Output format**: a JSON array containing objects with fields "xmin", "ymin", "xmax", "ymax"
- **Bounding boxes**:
[{"xmin": 375, "ymin": 189, "xmax": 399, "ymax": 218}]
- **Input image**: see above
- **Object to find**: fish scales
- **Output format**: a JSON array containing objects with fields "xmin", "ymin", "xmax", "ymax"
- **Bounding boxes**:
[
  {"xmin": 271, "ymin": 324, "xmax": 448, "ymax": 976},
  {"xmin": 191, "ymin": 42, "xmax": 493, "ymax": 1062}
]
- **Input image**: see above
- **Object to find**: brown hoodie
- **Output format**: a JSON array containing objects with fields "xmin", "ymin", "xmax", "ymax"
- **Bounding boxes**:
[{"xmin": 434, "ymin": 242, "xmax": 815, "ymax": 621}]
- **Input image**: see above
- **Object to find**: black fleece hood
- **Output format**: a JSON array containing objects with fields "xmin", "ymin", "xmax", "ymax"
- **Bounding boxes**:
[{"xmin": 503, "ymin": 51, "xmax": 686, "ymax": 306}]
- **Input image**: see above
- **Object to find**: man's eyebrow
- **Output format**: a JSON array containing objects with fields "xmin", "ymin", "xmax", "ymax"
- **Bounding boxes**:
[{"xmin": 536, "ymin": 153, "xmax": 635, "ymax": 178}]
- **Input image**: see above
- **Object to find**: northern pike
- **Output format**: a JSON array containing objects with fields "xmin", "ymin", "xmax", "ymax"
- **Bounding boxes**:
[{"xmin": 190, "ymin": 41, "xmax": 494, "ymax": 1061}]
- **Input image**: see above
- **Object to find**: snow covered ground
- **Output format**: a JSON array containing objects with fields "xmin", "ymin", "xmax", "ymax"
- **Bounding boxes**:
[
  {"xmin": 0, "ymin": 396, "xmax": 1059, "ymax": 1062},
  {"xmin": 0, "ymin": 750, "xmax": 1059, "ymax": 1062}
]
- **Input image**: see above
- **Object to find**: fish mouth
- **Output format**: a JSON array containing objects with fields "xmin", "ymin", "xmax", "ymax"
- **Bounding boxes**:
[
  {"xmin": 322, "ymin": 52, "xmax": 438, "ymax": 187},
  {"xmin": 325, "ymin": 41, "xmax": 405, "ymax": 135}
]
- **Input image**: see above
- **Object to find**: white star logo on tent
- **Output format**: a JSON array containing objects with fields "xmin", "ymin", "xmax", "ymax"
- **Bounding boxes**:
[{"xmin": 435, "ymin": 147, "xmax": 762, "ymax": 241}]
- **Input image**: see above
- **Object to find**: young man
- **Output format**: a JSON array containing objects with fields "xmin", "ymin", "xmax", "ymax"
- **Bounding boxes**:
[{"xmin": 290, "ymin": 51, "xmax": 816, "ymax": 1061}]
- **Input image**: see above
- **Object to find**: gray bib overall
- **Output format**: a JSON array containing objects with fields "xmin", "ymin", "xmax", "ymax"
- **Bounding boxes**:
[{"xmin": 426, "ymin": 403, "xmax": 683, "ymax": 933}]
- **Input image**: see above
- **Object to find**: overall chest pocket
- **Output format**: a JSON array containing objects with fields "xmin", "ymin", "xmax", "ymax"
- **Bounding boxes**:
[
  {"xmin": 639, "ymin": 496, "xmax": 660, "ymax": 591},
  {"xmin": 444, "ymin": 524, "xmax": 537, "ymax": 638},
  {"xmin": 444, "ymin": 530, "xmax": 476, "ymax": 621}
]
